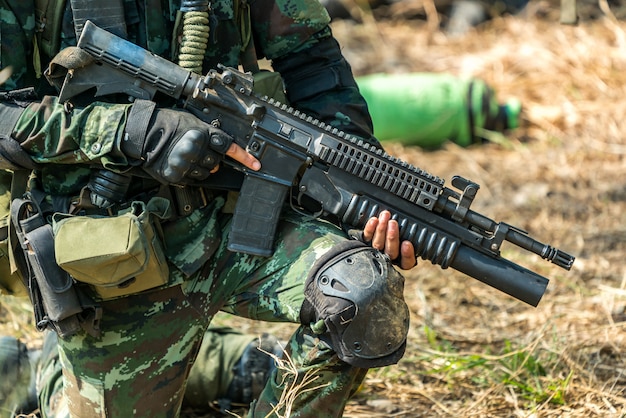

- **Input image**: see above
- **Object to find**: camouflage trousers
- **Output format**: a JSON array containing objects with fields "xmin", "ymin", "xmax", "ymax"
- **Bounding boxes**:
[
  {"xmin": 57, "ymin": 209, "xmax": 368, "ymax": 417},
  {"xmin": 27, "ymin": 327, "xmax": 256, "ymax": 418}
]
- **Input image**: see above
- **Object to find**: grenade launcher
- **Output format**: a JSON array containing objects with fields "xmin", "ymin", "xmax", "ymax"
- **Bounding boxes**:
[{"xmin": 56, "ymin": 21, "xmax": 575, "ymax": 307}]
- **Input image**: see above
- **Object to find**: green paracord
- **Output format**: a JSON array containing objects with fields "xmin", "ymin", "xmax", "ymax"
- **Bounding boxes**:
[{"xmin": 178, "ymin": 10, "xmax": 210, "ymax": 74}]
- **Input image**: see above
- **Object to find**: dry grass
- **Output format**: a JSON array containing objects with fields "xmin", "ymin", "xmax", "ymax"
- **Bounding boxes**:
[
  {"xmin": 331, "ymin": 0, "xmax": 626, "ymax": 416},
  {"xmin": 2, "ymin": 1, "xmax": 626, "ymax": 417}
]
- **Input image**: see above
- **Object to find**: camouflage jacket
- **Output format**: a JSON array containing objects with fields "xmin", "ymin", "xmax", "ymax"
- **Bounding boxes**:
[
  {"xmin": 2, "ymin": 0, "xmax": 330, "ymax": 88},
  {"xmin": 0, "ymin": 0, "xmax": 375, "ymax": 280}
]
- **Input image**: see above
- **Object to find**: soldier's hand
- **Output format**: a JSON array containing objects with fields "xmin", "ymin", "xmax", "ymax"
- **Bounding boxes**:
[
  {"xmin": 122, "ymin": 102, "xmax": 260, "ymax": 184},
  {"xmin": 363, "ymin": 210, "xmax": 417, "ymax": 270}
]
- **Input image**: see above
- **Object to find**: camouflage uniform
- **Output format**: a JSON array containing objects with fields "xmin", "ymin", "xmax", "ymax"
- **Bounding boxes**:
[
  {"xmin": 0, "ymin": 327, "xmax": 277, "ymax": 417},
  {"xmin": 0, "ymin": 1, "xmax": 407, "ymax": 417}
]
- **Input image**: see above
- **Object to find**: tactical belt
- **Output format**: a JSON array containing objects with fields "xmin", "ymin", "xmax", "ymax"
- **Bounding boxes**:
[
  {"xmin": 71, "ymin": 183, "xmax": 212, "ymax": 220},
  {"xmin": 169, "ymin": 185, "xmax": 211, "ymax": 218}
]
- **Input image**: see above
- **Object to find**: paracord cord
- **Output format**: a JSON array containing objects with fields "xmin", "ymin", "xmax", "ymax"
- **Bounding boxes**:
[{"xmin": 179, "ymin": 1, "xmax": 210, "ymax": 74}]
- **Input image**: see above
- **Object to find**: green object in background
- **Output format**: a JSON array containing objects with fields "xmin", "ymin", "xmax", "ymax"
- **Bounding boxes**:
[{"xmin": 356, "ymin": 72, "xmax": 521, "ymax": 148}]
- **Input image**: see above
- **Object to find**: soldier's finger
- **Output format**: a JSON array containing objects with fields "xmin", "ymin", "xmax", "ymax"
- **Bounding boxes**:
[{"xmin": 226, "ymin": 143, "xmax": 261, "ymax": 171}]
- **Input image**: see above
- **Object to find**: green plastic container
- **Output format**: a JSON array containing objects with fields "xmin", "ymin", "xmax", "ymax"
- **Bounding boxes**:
[{"xmin": 356, "ymin": 73, "xmax": 521, "ymax": 148}]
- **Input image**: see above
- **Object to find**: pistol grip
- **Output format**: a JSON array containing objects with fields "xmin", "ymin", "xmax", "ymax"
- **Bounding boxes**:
[{"xmin": 227, "ymin": 175, "xmax": 288, "ymax": 257}]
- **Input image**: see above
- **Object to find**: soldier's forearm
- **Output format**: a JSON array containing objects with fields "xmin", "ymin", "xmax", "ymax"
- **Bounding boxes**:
[{"xmin": 8, "ymin": 96, "xmax": 132, "ymax": 167}]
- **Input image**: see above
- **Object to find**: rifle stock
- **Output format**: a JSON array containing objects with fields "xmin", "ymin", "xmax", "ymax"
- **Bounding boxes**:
[{"xmin": 58, "ymin": 21, "xmax": 575, "ymax": 306}]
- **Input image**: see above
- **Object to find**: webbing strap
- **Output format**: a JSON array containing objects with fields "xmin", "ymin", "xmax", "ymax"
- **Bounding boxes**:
[
  {"xmin": 121, "ymin": 99, "xmax": 157, "ymax": 160},
  {"xmin": 235, "ymin": 0, "xmax": 260, "ymax": 73},
  {"xmin": 34, "ymin": 0, "xmax": 66, "ymax": 61}
]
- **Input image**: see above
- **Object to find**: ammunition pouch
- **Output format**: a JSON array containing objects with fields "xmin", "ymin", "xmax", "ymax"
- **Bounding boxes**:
[
  {"xmin": 53, "ymin": 197, "xmax": 171, "ymax": 300},
  {"xmin": 10, "ymin": 193, "xmax": 101, "ymax": 339}
]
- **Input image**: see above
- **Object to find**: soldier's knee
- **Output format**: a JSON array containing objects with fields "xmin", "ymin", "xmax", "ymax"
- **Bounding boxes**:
[{"xmin": 300, "ymin": 240, "xmax": 409, "ymax": 368}]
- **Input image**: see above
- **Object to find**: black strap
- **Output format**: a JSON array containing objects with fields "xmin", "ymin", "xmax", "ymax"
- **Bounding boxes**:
[
  {"xmin": 0, "ymin": 103, "xmax": 28, "ymax": 143},
  {"xmin": 0, "ymin": 135, "xmax": 42, "ymax": 171},
  {"xmin": 70, "ymin": 0, "xmax": 128, "ymax": 39},
  {"xmin": 121, "ymin": 99, "xmax": 157, "ymax": 160}
]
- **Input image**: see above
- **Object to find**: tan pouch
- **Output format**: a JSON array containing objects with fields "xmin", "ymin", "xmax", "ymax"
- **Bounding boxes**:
[{"xmin": 53, "ymin": 197, "xmax": 171, "ymax": 299}]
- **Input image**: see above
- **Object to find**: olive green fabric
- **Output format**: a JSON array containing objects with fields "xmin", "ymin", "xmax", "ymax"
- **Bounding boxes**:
[
  {"xmin": 52, "ymin": 198, "xmax": 170, "ymax": 299},
  {"xmin": 183, "ymin": 327, "xmax": 254, "ymax": 407},
  {"xmin": 0, "ymin": 170, "xmax": 26, "ymax": 297},
  {"xmin": 253, "ymin": 70, "xmax": 288, "ymax": 104}
]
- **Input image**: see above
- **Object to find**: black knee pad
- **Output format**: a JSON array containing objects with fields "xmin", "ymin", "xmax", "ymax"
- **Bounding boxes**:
[{"xmin": 300, "ymin": 240, "xmax": 409, "ymax": 368}]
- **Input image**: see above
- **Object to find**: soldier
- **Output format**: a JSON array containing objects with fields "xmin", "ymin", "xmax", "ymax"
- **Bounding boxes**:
[{"xmin": 0, "ymin": 0, "xmax": 417, "ymax": 417}]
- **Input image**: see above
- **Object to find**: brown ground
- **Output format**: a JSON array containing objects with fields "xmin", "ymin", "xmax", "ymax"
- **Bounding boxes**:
[
  {"xmin": 331, "ymin": 0, "xmax": 626, "ymax": 416},
  {"xmin": 2, "ymin": 1, "xmax": 626, "ymax": 417}
]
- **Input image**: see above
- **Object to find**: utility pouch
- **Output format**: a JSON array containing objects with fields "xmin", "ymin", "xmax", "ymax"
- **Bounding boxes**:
[
  {"xmin": 11, "ymin": 195, "xmax": 101, "ymax": 339},
  {"xmin": 53, "ymin": 197, "xmax": 171, "ymax": 300}
]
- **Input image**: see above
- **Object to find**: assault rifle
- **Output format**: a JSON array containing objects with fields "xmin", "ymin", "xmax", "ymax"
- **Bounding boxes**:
[{"xmin": 56, "ymin": 21, "xmax": 574, "ymax": 307}]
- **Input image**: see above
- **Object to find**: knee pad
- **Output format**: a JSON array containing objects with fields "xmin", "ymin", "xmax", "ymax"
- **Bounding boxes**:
[{"xmin": 300, "ymin": 240, "xmax": 409, "ymax": 368}]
